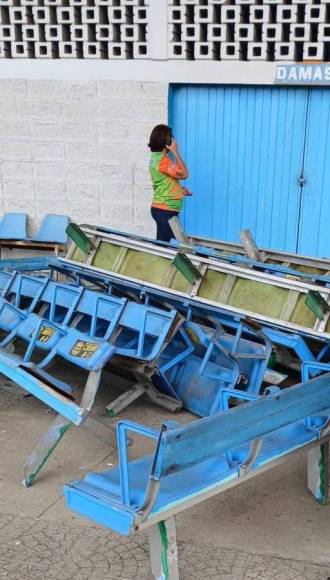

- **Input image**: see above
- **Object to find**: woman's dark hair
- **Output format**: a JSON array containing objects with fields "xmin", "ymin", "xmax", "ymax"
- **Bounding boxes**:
[{"xmin": 148, "ymin": 124, "xmax": 172, "ymax": 152}]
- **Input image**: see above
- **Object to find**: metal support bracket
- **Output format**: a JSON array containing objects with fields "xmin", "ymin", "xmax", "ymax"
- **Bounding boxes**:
[
  {"xmin": 168, "ymin": 216, "xmax": 191, "ymax": 244},
  {"xmin": 238, "ymin": 438, "xmax": 263, "ymax": 476},
  {"xmin": 240, "ymin": 229, "xmax": 264, "ymax": 262}
]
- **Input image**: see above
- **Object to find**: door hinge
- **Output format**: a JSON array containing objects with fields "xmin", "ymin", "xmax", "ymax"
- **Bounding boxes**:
[{"xmin": 298, "ymin": 174, "xmax": 306, "ymax": 187}]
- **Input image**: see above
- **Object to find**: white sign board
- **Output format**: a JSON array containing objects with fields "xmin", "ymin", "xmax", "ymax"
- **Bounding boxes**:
[{"xmin": 275, "ymin": 64, "xmax": 330, "ymax": 84}]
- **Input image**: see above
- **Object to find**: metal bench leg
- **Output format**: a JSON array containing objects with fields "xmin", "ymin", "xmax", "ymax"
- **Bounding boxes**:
[
  {"xmin": 149, "ymin": 516, "xmax": 179, "ymax": 580},
  {"xmin": 23, "ymin": 414, "xmax": 71, "ymax": 487},
  {"xmin": 80, "ymin": 369, "xmax": 102, "ymax": 411},
  {"xmin": 105, "ymin": 382, "xmax": 146, "ymax": 417},
  {"xmin": 105, "ymin": 377, "xmax": 181, "ymax": 417},
  {"xmin": 307, "ymin": 441, "xmax": 330, "ymax": 504},
  {"xmin": 145, "ymin": 381, "xmax": 182, "ymax": 412},
  {"xmin": 23, "ymin": 371, "xmax": 118, "ymax": 487}
]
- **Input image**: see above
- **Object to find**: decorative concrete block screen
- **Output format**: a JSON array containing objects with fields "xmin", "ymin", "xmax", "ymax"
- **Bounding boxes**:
[
  {"xmin": 168, "ymin": 0, "xmax": 330, "ymax": 61},
  {"xmin": 0, "ymin": 0, "xmax": 329, "ymax": 61},
  {"xmin": 0, "ymin": 0, "xmax": 149, "ymax": 59}
]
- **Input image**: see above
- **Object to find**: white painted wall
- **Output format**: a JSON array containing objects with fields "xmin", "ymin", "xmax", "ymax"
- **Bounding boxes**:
[{"xmin": 0, "ymin": 79, "xmax": 169, "ymax": 237}]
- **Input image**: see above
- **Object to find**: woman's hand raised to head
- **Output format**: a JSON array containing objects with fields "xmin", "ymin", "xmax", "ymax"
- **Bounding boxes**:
[{"xmin": 166, "ymin": 138, "xmax": 179, "ymax": 155}]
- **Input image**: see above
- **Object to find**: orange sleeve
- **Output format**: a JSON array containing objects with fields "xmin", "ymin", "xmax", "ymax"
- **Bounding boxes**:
[{"xmin": 159, "ymin": 156, "xmax": 182, "ymax": 179}]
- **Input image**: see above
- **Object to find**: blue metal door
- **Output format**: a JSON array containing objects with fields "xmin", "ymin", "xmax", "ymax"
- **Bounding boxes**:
[
  {"xmin": 170, "ymin": 85, "xmax": 329, "ymax": 255},
  {"xmin": 297, "ymin": 89, "xmax": 330, "ymax": 258}
]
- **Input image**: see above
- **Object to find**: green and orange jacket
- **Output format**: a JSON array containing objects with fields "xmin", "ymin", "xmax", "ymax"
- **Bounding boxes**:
[{"xmin": 149, "ymin": 152, "xmax": 184, "ymax": 212}]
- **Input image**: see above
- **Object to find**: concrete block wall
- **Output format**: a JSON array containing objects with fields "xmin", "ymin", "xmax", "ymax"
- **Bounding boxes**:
[{"xmin": 0, "ymin": 79, "xmax": 168, "ymax": 237}]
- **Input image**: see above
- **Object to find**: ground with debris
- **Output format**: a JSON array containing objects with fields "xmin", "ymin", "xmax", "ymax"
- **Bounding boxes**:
[{"xmin": 0, "ymin": 369, "xmax": 329, "ymax": 579}]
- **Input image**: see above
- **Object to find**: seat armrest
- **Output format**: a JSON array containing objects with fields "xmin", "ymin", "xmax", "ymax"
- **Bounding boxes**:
[
  {"xmin": 302, "ymin": 361, "xmax": 330, "ymax": 382},
  {"xmin": 116, "ymin": 421, "xmax": 160, "ymax": 507}
]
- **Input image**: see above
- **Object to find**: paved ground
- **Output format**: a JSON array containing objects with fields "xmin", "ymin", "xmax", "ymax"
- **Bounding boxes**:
[{"xmin": 0, "ymin": 369, "xmax": 329, "ymax": 579}]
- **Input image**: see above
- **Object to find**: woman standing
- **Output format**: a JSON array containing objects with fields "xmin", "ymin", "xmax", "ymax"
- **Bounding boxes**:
[{"xmin": 148, "ymin": 124, "xmax": 192, "ymax": 242}]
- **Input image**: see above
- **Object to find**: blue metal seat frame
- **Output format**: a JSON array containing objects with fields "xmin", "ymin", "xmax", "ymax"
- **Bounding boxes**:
[
  {"xmin": 0, "ymin": 278, "xmax": 125, "ymax": 362},
  {"xmin": 155, "ymin": 323, "xmax": 241, "ymax": 416},
  {"xmin": 104, "ymin": 303, "xmax": 184, "ymax": 417},
  {"xmin": 4, "ymin": 279, "xmax": 181, "ymax": 415},
  {"xmin": 0, "ymin": 275, "xmax": 126, "ymax": 355},
  {"xmin": 153, "ymin": 318, "xmax": 271, "ymax": 416}
]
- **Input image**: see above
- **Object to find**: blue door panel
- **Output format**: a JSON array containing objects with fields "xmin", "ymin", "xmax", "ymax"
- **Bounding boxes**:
[
  {"xmin": 298, "ymin": 89, "xmax": 330, "ymax": 258},
  {"xmin": 170, "ymin": 85, "xmax": 308, "ymax": 252}
]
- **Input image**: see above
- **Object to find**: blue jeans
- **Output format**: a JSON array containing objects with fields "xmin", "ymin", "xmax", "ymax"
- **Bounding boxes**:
[{"xmin": 150, "ymin": 207, "xmax": 179, "ymax": 243}]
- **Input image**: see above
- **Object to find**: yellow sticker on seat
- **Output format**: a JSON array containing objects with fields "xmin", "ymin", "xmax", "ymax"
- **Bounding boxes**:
[
  {"xmin": 70, "ymin": 340, "xmax": 99, "ymax": 358},
  {"xmin": 38, "ymin": 326, "xmax": 56, "ymax": 343}
]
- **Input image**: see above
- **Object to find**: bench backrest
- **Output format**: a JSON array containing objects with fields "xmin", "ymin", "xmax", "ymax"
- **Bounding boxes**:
[
  {"xmin": 0, "ymin": 271, "xmax": 15, "ymax": 294},
  {"xmin": 6, "ymin": 274, "xmax": 48, "ymax": 310},
  {"xmin": 113, "ymin": 302, "xmax": 179, "ymax": 359},
  {"xmin": 8, "ymin": 278, "xmax": 83, "ymax": 324},
  {"xmin": 0, "ymin": 213, "xmax": 27, "ymax": 240},
  {"xmin": 74, "ymin": 288, "xmax": 125, "ymax": 320},
  {"xmin": 117, "ymin": 302, "xmax": 178, "ymax": 337},
  {"xmin": 74, "ymin": 288, "xmax": 127, "ymax": 339},
  {"xmin": 152, "ymin": 372, "xmax": 330, "ymax": 479},
  {"xmin": 32, "ymin": 214, "xmax": 69, "ymax": 244}
]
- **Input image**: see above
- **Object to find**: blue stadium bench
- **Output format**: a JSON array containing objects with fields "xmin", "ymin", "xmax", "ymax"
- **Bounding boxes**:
[
  {"xmin": 64, "ymin": 373, "xmax": 330, "ymax": 579},
  {"xmin": 2, "ymin": 266, "xmax": 327, "ymax": 414},
  {"xmin": 50, "ymin": 257, "xmax": 330, "ymax": 371},
  {"xmin": 0, "ymin": 273, "xmax": 178, "ymax": 366},
  {"xmin": 4, "ymin": 266, "xmax": 324, "ymax": 415},
  {"xmin": 0, "ymin": 272, "xmax": 182, "ymax": 415}
]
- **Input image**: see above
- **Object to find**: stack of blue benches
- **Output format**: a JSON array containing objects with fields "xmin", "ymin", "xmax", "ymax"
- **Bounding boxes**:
[
  {"xmin": 49, "ymin": 253, "xmax": 329, "ymax": 579},
  {"xmin": 0, "ymin": 269, "xmax": 273, "ymax": 490},
  {"xmin": 0, "ymin": 250, "xmax": 329, "ymax": 579}
]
